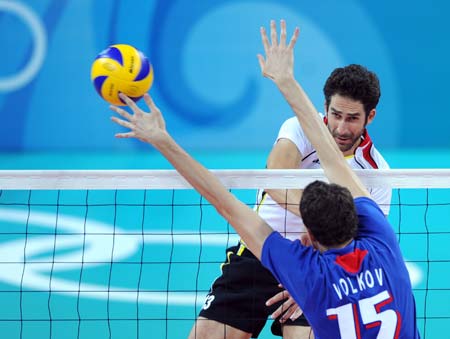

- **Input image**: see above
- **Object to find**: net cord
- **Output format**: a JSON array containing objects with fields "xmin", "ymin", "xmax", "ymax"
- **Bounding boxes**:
[{"xmin": 1, "ymin": 169, "xmax": 450, "ymax": 190}]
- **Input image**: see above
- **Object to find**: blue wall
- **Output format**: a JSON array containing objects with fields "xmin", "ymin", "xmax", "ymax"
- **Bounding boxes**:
[{"xmin": 1, "ymin": 0, "xmax": 449, "ymax": 152}]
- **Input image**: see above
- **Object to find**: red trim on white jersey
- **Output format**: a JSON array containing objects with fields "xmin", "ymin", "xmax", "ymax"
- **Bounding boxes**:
[{"xmin": 359, "ymin": 130, "xmax": 378, "ymax": 169}]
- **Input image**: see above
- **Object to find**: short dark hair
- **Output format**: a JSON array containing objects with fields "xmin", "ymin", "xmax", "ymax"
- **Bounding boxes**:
[
  {"xmin": 300, "ymin": 181, "xmax": 358, "ymax": 247},
  {"xmin": 323, "ymin": 64, "xmax": 380, "ymax": 116}
]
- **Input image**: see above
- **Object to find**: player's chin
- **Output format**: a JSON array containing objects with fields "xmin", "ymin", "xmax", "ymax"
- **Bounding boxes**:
[
  {"xmin": 336, "ymin": 141, "xmax": 354, "ymax": 153},
  {"xmin": 334, "ymin": 137, "xmax": 348, "ymax": 146}
]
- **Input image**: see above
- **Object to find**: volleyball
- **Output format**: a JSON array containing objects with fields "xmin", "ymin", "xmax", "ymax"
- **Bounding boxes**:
[{"xmin": 91, "ymin": 44, "xmax": 153, "ymax": 106}]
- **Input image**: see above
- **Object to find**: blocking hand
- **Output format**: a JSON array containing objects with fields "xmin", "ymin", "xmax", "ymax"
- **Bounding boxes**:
[
  {"xmin": 257, "ymin": 20, "xmax": 299, "ymax": 83},
  {"xmin": 110, "ymin": 93, "xmax": 167, "ymax": 146}
]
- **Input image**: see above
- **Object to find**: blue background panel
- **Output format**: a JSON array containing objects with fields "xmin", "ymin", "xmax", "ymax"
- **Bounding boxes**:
[{"xmin": 0, "ymin": 0, "xmax": 449, "ymax": 153}]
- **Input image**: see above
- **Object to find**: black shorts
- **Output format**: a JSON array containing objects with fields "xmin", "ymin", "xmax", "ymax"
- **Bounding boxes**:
[{"xmin": 198, "ymin": 242, "xmax": 310, "ymax": 338}]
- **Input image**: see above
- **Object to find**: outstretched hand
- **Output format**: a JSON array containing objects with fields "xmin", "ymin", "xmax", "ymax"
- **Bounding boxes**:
[
  {"xmin": 266, "ymin": 284, "xmax": 304, "ymax": 323},
  {"xmin": 257, "ymin": 19, "xmax": 299, "ymax": 83},
  {"xmin": 110, "ymin": 93, "xmax": 167, "ymax": 145}
]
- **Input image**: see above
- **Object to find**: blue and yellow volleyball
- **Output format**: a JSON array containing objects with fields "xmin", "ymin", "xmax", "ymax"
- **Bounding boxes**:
[{"xmin": 91, "ymin": 44, "xmax": 153, "ymax": 106}]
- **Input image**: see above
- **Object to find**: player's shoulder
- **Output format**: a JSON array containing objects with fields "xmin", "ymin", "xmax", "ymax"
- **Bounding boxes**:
[
  {"xmin": 354, "ymin": 196, "xmax": 379, "ymax": 208},
  {"xmin": 281, "ymin": 116, "xmax": 300, "ymax": 128},
  {"xmin": 278, "ymin": 117, "xmax": 303, "ymax": 140},
  {"xmin": 355, "ymin": 132, "xmax": 390, "ymax": 169},
  {"xmin": 369, "ymin": 145, "xmax": 390, "ymax": 168},
  {"xmin": 354, "ymin": 196, "xmax": 387, "ymax": 220}
]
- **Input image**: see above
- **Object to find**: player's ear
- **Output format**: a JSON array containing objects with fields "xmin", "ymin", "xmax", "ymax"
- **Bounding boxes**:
[{"xmin": 366, "ymin": 109, "xmax": 376, "ymax": 126}]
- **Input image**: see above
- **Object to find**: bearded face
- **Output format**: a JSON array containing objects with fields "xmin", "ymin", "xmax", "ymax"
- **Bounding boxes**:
[{"xmin": 325, "ymin": 94, "xmax": 375, "ymax": 155}]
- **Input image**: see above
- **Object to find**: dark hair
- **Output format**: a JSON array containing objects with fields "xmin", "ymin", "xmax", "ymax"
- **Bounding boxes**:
[
  {"xmin": 323, "ymin": 64, "xmax": 380, "ymax": 117},
  {"xmin": 300, "ymin": 181, "xmax": 358, "ymax": 247}
]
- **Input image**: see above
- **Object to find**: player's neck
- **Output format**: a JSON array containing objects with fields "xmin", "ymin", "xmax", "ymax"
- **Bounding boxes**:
[
  {"xmin": 318, "ymin": 238, "xmax": 354, "ymax": 253},
  {"xmin": 342, "ymin": 138, "xmax": 362, "ymax": 157}
]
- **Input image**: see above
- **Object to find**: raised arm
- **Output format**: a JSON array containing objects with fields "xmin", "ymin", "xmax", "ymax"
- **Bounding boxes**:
[
  {"xmin": 110, "ymin": 93, "xmax": 273, "ymax": 259},
  {"xmin": 257, "ymin": 20, "xmax": 369, "ymax": 198}
]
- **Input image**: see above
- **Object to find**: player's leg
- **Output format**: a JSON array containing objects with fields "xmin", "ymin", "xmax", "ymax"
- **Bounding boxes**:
[
  {"xmin": 188, "ymin": 317, "xmax": 252, "ymax": 339},
  {"xmin": 282, "ymin": 324, "xmax": 315, "ymax": 339},
  {"xmin": 271, "ymin": 314, "xmax": 315, "ymax": 339},
  {"xmin": 191, "ymin": 242, "xmax": 282, "ymax": 338}
]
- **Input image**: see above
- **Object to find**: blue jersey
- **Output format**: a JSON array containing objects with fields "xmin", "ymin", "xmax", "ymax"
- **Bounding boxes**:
[{"xmin": 261, "ymin": 197, "xmax": 420, "ymax": 338}]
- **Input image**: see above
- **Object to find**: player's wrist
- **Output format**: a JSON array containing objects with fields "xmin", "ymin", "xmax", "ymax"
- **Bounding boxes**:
[{"xmin": 275, "ymin": 74, "xmax": 296, "ymax": 89}]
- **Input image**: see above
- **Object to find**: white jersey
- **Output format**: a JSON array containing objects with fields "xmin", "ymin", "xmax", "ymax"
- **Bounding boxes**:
[{"xmin": 255, "ymin": 116, "xmax": 392, "ymax": 241}]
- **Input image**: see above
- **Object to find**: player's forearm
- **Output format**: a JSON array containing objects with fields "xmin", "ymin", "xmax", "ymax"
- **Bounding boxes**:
[
  {"xmin": 275, "ymin": 76, "xmax": 342, "ymax": 170},
  {"xmin": 275, "ymin": 76, "xmax": 368, "ymax": 197},
  {"xmin": 265, "ymin": 188, "xmax": 302, "ymax": 216},
  {"xmin": 153, "ymin": 134, "xmax": 273, "ymax": 258}
]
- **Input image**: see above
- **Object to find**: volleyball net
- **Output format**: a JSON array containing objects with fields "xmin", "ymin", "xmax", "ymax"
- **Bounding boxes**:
[{"xmin": 0, "ymin": 169, "xmax": 449, "ymax": 338}]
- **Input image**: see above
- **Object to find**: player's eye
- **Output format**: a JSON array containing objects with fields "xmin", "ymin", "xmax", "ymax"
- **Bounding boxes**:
[{"xmin": 331, "ymin": 112, "xmax": 341, "ymax": 118}]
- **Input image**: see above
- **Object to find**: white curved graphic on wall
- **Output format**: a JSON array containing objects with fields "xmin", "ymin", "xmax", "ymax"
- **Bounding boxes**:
[
  {"xmin": 0, "ymin": 1, "xmax": 47, "ymax": 91},
  {"xmin": 0, "ymin": 208, "xmax": 238, "ymax": 305},
  {"xmin": 0, "ymin": 207, "xmax": 420, "ymax": 305}
]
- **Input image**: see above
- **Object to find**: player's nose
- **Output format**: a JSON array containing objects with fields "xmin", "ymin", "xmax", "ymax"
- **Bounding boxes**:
[{"xmin": 335, "ymin": 121, "xmax": 349, "ymax": 135}]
